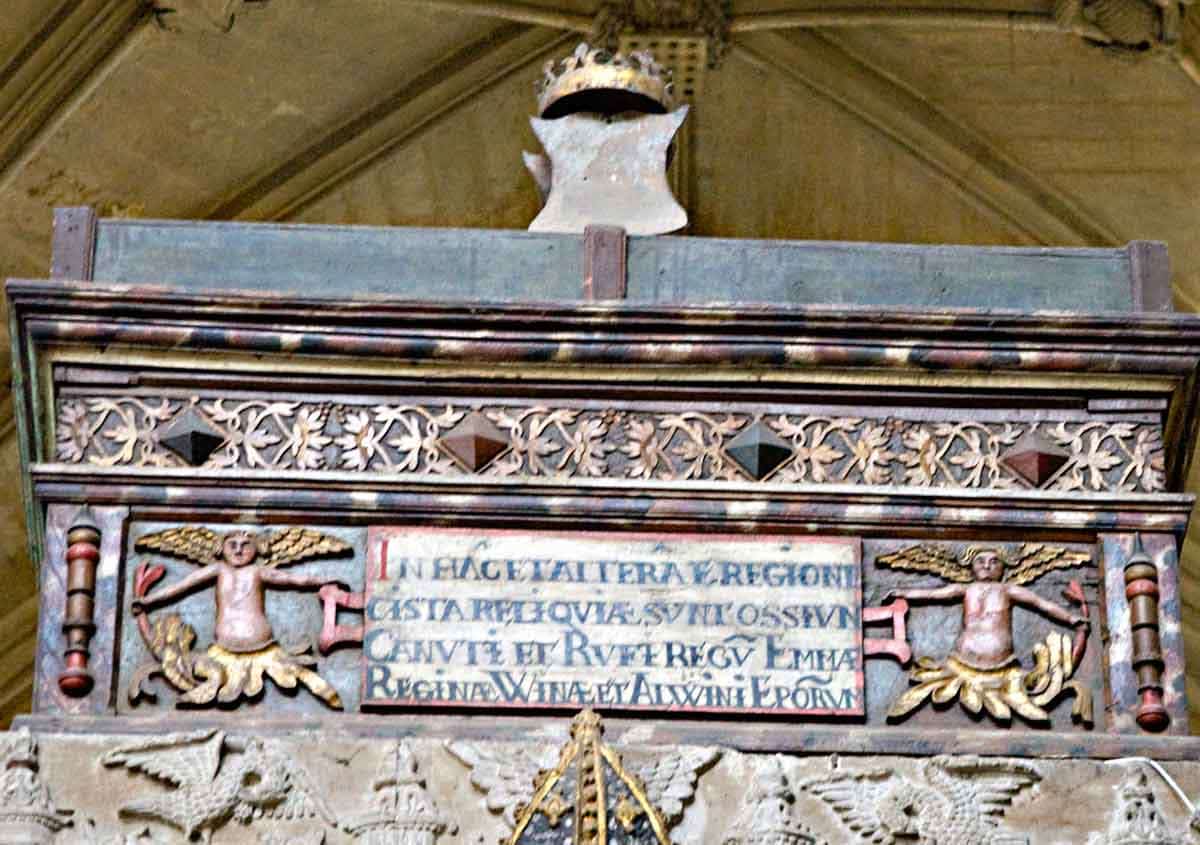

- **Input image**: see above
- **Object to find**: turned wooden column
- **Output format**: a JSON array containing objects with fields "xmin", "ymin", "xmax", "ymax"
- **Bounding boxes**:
[
  {"xmin": 1124, "ymin": 533, "xmax": 1168, "ymax": 732},
  {"xmin": 57, "ymin": 507, "xmax": 100, "ymax": 696}
]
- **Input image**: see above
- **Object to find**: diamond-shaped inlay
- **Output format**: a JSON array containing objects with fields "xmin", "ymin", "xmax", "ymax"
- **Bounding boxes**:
[
  {"xmin": 724, "ymin": 420, "xmax": 793, "ymax": 480},
  {"xmin": 440, "ymin": 411, "xmax": 509, "ymax": 471},
  {"xmin": 158, "ymin": 406, "xmax": 226, "ymax": 466},
  {"xmin": 1000, "ymin": 430, "xmax": 1069, "ymax": 487}
]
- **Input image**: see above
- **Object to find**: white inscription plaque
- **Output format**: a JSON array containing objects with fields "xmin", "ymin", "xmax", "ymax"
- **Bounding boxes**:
[{"xmin": 363, "ymin": 528, "xmax": 863, "ymax": 715}]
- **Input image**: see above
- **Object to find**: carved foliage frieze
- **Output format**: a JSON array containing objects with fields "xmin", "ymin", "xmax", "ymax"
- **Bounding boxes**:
[{"xmin": 55, "ymin": 396, "xmax": 1166, "ymax": 493}]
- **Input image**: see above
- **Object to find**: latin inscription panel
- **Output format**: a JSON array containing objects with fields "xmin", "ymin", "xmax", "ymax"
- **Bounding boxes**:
[{"xmin": 363, "ymin": 528, "xmax": 863, "ymax": 715}]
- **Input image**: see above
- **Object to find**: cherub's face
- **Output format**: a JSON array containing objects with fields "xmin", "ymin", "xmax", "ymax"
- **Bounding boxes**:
[
  {"xmin": 971, "ymin": 551, "xmax": 1004, "ymax": 582},
  {"xmin": 221, "ymin": 533, "xmax": 258, "ymax": 567}
]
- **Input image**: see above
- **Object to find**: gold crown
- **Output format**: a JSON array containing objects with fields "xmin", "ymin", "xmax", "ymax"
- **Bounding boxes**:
[{"xmin": 535, "ymin": 42, "xmax": 675, "ymax": 118}]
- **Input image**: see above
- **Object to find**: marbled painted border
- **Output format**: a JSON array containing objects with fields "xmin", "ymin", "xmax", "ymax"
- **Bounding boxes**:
[
  {"xmin": 1101, "ymin": 532, "xmax": 1189, "ymax": 736},
  {"xmin": 34, "ymin": 505, "xmax": 125, "ymax": 716}
]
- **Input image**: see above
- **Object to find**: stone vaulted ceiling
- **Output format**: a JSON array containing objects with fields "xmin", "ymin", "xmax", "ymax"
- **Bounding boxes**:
[{"xmin": 0, "ymin": 0, "xmax": 1197, "ymax": 727}]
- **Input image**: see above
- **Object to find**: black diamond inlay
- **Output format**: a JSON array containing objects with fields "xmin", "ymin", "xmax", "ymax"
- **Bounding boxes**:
[
  {"xmin": 724, "ymin": 420, "xmax": 793, "ymax": 480},
  {"xmin": 159, "ymin": 407, "xmax": 226, "ymax": 466}
]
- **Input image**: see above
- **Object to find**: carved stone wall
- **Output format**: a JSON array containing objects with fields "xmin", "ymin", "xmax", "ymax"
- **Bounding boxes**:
[{"xmin": 5, "ymin": 725, "xmax": 1199, "ymax": 844}]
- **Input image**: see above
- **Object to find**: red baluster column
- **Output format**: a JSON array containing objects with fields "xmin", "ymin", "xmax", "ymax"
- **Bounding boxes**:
[
  {"xmin": 1124, "ymin": 533, "xmax": 1168, "ymax": 732},
  {"xmin": 57, "ymin": 507, "xmax": 99, "ymax": 696}
]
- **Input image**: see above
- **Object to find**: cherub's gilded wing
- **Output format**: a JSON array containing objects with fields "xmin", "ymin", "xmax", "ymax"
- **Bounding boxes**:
[
  {"xmin": 266, "ymin": 527, "xmax": 353, "ymax": 568},
  {"xmin": 875, "ymin": 544, "xmax": 972, "ymax": 583},
  {"xmin": 933, "ymin": 755, "xmax": 1040, "ymax": 824},
  {"xmin": 100, "ymin": 729, "xmax": 223, "ymax": 788},
  {"xmin": 1004, "ymin": 544, "xmax": 1090, "ymax": 586},
  {"xmin": 133, "ymin": 526, "xmax": 221, "ymax": 566},
  {"xmin": 446, "ymin": 741, "xmax": 558, "ymax": 828},
  {"xmin": 631, "ymin": 748, "xmax": 720, "ymax": 825},
  {"xmin": 801, "ymin": 769, "xmax": 896, "ymax": 844}
]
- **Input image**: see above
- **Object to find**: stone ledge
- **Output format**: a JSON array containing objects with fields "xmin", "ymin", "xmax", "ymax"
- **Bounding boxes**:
[{"xmin": 18, "ymin": 714, "xmax": 1200, "ymax": 761}]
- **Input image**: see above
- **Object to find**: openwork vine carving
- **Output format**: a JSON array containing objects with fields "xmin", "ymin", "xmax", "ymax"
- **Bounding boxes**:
[
  {"xmin": 1048, "ymin": 421, "xmax": 1165, "ymax": 492},
  {"xmin": 487, "ymin": 407, "xmax": 616, "ymax": 478},
  {"xmin": 55, "ymin": 395, "xmax": 1166, "ymax": 493},
  {"xmin": 624, "ymin": 412, "xmax": 745, "ymax": 480},
  {"xmin": 57, "ymin": 398, "xmax": 178, "ymax": 467}
]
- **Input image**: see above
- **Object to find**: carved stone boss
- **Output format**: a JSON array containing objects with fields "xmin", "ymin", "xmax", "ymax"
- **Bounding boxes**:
[{"xmin": 361, "ymin": 529, "xmax": 864, "ymax": 715}]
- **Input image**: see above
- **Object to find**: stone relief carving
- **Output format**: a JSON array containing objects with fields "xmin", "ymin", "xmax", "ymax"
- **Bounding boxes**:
[
  {"xmin": 802, "ymin": 755, "xmax": 1041, "ymax": 844},
  {"xmin": 879, "ymin": 543, "xmax": 1093, "ymax": 725},
  {"xmin": 1090, "ymin": 764, "xmax": 1198, "ymax": 844},
  {"xmin": 448, "ymin": 710, "xmax": 719, "ymax": 844},
  {"xmin": 632, "ymin": 743, "xmax": 721, "ymax": 831},
  {"xmin": 55, "ymin": 396, "xmax": 1166, "ymax": 493},
  {"xmin": 722, "ymin": 757, "xmax": 824, "ymax": 845},
  {"xmin": 100, "ymin": 729, "xmax": 338, "ymax": 843},
  {"xmin": 79, "ymin": 822, "xmax": 168, "ymax": 845},
  {"xmin": 344, "ymin": 741, "xmax": 453, "ymax": 845},
  {"xmin": 128, "ymin": 526, "xmax": 352, "ymax": 709},
  {"xmin": 258, "ymin": 834, "xmax": 324, "ymax": 845},
  {"xmin": 445, "ymin": 743, "xmax": 558, "ymax": 828},
  {"xmin": 0, "ymin": 728, "xmax": 73, "ymax": 844},
  {"xmin": 0, "ymin": 727, "xmax": 1188, "ymax": 843}
]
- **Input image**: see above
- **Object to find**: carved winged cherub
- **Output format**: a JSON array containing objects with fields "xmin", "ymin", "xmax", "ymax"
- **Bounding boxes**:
[
  {"xmin": 803, "ymin": 755, "xmax": 1041, "ymax": 845},
  {"xmin": 101, "ymin": 729, "xmax": 338, "ymax": 844},
  {"xmin": 130, "ymin": 526, "xmax": 351, "ymax": 709},
  {"xmin": 879, "ymin": 543, "xmax": 1092, "ymax": 724}
]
